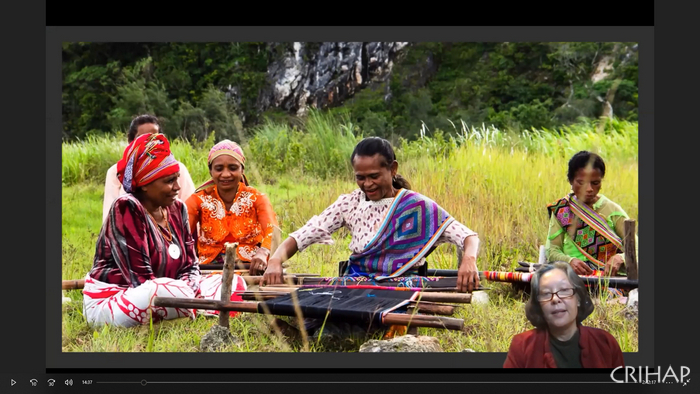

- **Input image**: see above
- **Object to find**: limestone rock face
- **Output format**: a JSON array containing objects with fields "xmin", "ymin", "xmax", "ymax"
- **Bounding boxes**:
[{"xmin": 254, "ymin": 42, "xmax": 409, "ymax": 116}]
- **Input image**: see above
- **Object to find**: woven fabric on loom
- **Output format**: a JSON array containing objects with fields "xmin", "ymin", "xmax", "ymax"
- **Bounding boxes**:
[
  {"xmin": 259, "ymin": 287, "xmax": 418, "ymax": 325},
  {"xmin": 313, "ymin": 275, "xmax": 443, "ymax": 288}
]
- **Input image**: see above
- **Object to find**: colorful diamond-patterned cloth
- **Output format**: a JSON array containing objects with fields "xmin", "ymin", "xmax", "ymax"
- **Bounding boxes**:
[
  {"xmin": 346, "ymin": 189, "xmax": 454, "ymax": 280},
  {"xmin": 547, "ymin": 193, "xmax": 623, "ymax": 268}
]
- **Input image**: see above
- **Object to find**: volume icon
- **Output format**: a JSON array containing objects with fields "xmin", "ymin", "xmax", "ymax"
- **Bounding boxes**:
[{"xmin": 65, "ymin": 379, "xmax": 73, "ymax": 386}]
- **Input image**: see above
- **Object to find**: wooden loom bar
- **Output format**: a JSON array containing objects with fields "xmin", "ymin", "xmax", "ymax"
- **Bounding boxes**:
[{"xmin": 407, "ymin": 303, "xmax": 457, "ymax": 316}]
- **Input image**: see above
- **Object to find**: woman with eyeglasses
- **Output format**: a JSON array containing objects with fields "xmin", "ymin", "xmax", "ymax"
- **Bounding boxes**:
[{"xmin": 503, "ymin": 262, "xmax": 625, "ymax": 368}]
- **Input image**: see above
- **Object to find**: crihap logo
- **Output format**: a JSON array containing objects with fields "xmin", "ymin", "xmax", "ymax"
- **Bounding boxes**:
[{"xmin": 611, "ymin": 365, "xmax": 691, "ymax": 385}]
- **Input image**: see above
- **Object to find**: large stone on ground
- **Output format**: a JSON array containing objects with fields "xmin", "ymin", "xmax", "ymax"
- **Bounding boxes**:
[
  {"xmin": 200, "ymin": 324, "xmax": 240, "ymax": 352},
  {"xmin": 359, "ymin": 334, "xmax": 443, "ymax": 352}
]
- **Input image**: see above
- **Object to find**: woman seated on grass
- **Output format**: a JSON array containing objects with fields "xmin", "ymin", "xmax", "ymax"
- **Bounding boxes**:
[
  {"xmin": 83, "ymin": 133, "xmax": 247, "ymax": 328},
  {"xmin": 545, "ymin": 151, "xmax": 638, "ymax": 279},
  {"xmin": 503, "ymin": 262, "xmax": 625, "ymax": 368},
  {"xmin": 261, "ymin": 137, "xmax": 481, "ymax": 338},
  {"xmin": 102, "ymin": 114, "xmax": 195, "ymax": 224},
  {"xmin": 185, "ymin": 140, "xmax": 278, "ymax": 276}
]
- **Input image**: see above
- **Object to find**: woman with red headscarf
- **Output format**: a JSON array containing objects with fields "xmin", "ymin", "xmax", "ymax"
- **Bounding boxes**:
[{"xmin": 83, "ymin": 133, "xmax": 247, "ymax": 327}]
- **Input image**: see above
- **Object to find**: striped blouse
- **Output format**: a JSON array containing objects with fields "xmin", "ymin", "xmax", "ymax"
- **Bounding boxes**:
[{"xmin": 89, "ymin": 194, "xmax": 201, "ymax": 293}]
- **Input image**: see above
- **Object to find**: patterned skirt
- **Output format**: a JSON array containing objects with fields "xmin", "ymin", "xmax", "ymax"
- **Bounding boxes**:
[{"xmin": 82, "ymin": 273, "xmax": 247, "ymax": 327}]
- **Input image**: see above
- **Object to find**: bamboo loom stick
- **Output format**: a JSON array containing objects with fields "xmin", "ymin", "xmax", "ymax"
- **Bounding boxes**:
[
  {"xmin": 203, "ymin": 270, "xmax": 319, "ymax": 278},
  {"xmin": 62, "ymin": 272, "xmax": 314, "ymax": 290},
  {"xmin": 62, "ymin": 279, "xmax": 85, "ymax": 290},
  {"xmin": 219, "ymin": 242, "xmax": 238, "ymax": 328},
  {"xmin": 241, "ymin": 292, "xmax": 290, "ymax": 301},
  {"xmin": 199, "ymin": 262, "xmax": 289, "ymax": 271},
  {"xmin": 426, "ymin": 269, "xmax": 464, "ymax": 277},
  {"xmin": 624, "ymin": 219, "xmax": 638, "ymax": 280},
  {"xmin": 424, "ymin": 269, "xmax": 638, "ymax": 288},
  {"xmin": 415, "ymin": 292, "xmax": 472, "ymax": 304},
  {"xmin": 152, "ymin": 296, "xmax": 465, "ymax": 331}
]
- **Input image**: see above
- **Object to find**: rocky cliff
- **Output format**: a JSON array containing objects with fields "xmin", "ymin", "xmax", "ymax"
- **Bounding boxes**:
[{"xmin": 248, "ymin": 42, "xmax": 409, "ymax": 117}]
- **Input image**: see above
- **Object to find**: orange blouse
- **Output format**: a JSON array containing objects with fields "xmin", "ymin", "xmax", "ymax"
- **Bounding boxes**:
[{"xmin": 185, "ymin": 183, "xmax": 278, "ymax": 265}]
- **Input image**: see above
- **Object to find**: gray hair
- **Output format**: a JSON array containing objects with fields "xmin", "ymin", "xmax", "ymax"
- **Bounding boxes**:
[{"xmin": 524, "ymin": 262, "xmax": 595, "ymax": 330}]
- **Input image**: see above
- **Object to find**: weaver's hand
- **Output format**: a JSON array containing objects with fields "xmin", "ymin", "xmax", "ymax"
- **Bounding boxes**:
[
  {"xmin": 604, "ymin": 254, "xmax": 625, "ymax": 277},
  {"xmin": 570, "ymin": 258, "xmax": 594, "ymax": 275},
  {"xmin": 457, "ymin": 256, "xmax": 480, "ymax": 293},
  {"xmin": 261, "ymin": 258, "xmax": 284, "ymax": 286},
  {"xmin": 249, "ymin": 250, "xmax": 269, "ymax": 276}
]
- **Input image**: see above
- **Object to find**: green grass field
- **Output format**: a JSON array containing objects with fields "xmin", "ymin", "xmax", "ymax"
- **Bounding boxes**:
[{"xmin": 62, "ymin": 116, "xmax": 639, "ymax": 353}]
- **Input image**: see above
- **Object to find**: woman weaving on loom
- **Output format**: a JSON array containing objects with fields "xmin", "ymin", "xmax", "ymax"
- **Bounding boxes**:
[
  {"xmin": 261, "ymin": 137, "xmax": 481, "ymax": 338},
  {"xmin": 185, "ymin": 139, "xmax": 278, "ymax": 275},
  {"xmin": 545, "ymin": 151, "xmax": 638, "ymax": 279},
  {"xmin": 83, "ymin": 133, "xmax": 247, "ymax": 327}
]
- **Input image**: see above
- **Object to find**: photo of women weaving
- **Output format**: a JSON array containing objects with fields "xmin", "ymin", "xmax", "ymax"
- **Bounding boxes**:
[{"xmin": 62, "ymin": 41, "xmax": 639, "ymax": 357}]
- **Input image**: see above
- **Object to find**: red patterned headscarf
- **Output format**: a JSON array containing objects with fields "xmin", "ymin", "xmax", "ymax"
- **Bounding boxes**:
[{"xmin": 117, "ymin": 133, "xmax": 180, "ymax": 193}]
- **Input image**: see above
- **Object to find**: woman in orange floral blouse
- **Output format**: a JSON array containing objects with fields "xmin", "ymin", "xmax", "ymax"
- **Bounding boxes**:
[{"xmin": 185, "ymin": 140, "xmax": 278, "ymax": 275}]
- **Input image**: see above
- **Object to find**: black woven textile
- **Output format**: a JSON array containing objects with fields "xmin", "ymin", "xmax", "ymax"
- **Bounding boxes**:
[{"xmin": 259, "ymin": 287, "xmax": 415, "ymax": 325}]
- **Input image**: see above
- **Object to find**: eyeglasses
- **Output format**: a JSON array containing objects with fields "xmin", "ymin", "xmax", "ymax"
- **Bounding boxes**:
[{"xmin": 537, "ymin": 288, "xmax": 575, "ymax": 302}]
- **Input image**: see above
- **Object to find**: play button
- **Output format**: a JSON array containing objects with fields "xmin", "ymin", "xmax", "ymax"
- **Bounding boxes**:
[{"xmin": 10, "ymin": 379, "xmax": 16, "ymax": 386}]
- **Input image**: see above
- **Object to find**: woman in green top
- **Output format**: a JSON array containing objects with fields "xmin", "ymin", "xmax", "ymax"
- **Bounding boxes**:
[{"xmin": 545, "ymin": 151, "xmax": 638, "ymax": 277}]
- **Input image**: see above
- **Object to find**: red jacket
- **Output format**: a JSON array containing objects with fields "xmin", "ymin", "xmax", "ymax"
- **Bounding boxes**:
[{"xmin": 503, "ymin": 325, "xmax": 625, "ymax": 368}]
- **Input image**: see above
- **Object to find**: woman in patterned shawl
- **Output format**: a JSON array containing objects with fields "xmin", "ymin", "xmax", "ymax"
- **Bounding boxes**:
[
  {"xmin": 185, "ymin": 140, "xmax": 278, "ymax": 275},
  {"xmin": 83, "ymin": 133, "xmax": 247, "ymax": 327},
  {"xmin": 262, "ymin": 137, "xmax": 481, "ymax": 292},
  {"xmin": 260, "ymin": 137, "xmax": 480, "ymax": 339},
  {"xmin": 545, "ymin": 151, "xmax": 638, "ymax": 278}
]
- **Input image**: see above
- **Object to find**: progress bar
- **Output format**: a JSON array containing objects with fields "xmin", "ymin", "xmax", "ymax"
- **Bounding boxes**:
[{"xmin": 96, "ymin": 380, "xmax": 621, "ymax": 385}]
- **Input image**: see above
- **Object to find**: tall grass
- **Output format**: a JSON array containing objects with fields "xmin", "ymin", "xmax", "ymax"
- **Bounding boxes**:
[
  {"xmin": 62, "ymin": 112, "xmax": 638, "ymax": 187},
  {"xmin": 61, "ymin": 112, "xmax": 639, "ymax": 352},
  {"xmin": 247, "ymin": 110, "xmax": 361, "ymax": 182},
  {"xmin": 399, "ymin": 118, "xmax": 638, "ymax": 163}
]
